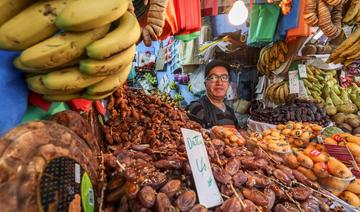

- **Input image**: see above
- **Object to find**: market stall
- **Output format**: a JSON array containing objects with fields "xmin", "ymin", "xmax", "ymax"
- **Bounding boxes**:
[{"xmin": 0, "ymin": 0, "xmax": 359, "ymax": 211}]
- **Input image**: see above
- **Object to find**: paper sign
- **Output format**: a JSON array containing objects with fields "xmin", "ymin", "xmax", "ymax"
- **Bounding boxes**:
[
  {"xmin": 289, "ymin": 70, "xmax": 300, "ymax": 94},
  {"xmin": 324, "ymin": 144, "xmax": 353, "ymax": 162},
  {"xmin": 75, "ymin": 163, "xmax": 81, "ymax": 184},
  {"xmin": 298, "ymin": 64, "xmax": 307, "ymax": 78},
  {"xmin": 255, "ymin": 76, "xmax": 266, "ymax": 94},
  {"xmin": 181, "ymin": 128, "xmax": 223, "ymax": 208},
  {"xmin": 299, "ymin": 80, "xmax": 308, "ymax": 97}
]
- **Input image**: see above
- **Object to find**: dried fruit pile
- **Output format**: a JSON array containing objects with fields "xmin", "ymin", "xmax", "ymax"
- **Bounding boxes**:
[
  {"xmin": 101, "ymin": 87, "xmax": 343, "ymax": 211},
  {"xmin": 250, "ymin": 99, "xmax": 331, "ymax": 126}
]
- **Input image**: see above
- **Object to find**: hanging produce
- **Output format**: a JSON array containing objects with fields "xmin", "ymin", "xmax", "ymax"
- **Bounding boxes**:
[
  {"xmin": 257, "ymin": 41, "xmax": 288, "ymax": 76},
  {"xmin": 0, "ymin": 0, "xmax": 140, "ymax": 101},
  {"xmin": 304, "ymin": 0, "xmax": 344, "ymax": 38},
  {"xmin": 327, "ymin": 26, "xmax": 360, "ymax": 66},
  {"xmin": 343, "ymin": 0, "xmax": 360, "ymax": 24}
]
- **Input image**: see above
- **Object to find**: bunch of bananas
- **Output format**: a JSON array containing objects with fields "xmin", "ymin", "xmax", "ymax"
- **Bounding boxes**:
[
  {"xmin": 343, "ymin": 0, "xmax": 360, "ymax": 24},
  {"xmin": 0, "ymin": 0, "xmax": 140, "ymax": 101},
  {"xmin": 257, "ymin": 41, "xmax": 288, "ymax": 76},
  {"xmin": 303, "ymin": 65, "xmax": 359, "ymax": 115},
  {"xmin": 265, "ymin": 81, "xmax": 290, "ymax": 104},
  {"xmin": 327, "ymin": 26, "xmax": 360, "ymax": 66}
]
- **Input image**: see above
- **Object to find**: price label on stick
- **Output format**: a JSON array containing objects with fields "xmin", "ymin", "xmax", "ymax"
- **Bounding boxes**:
[
  {"xmin": 299, "ymin": 80, "xmax": 308, "ymax": 97},
  {"xmin": 288, "ymin": 70, "xmax": 300, "ymax": 94},
  {"xmin": 181, "ymin": 128, "xmax": 223, "ymax": 208},
  {"xmin": 298, "ymin": 64, "xmax": 307, "ymax": 78}
]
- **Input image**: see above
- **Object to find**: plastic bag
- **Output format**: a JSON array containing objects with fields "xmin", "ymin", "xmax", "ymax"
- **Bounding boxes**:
[{"xmin": 189, "ymin": 65, "xmax": 206, "ymax": 96}]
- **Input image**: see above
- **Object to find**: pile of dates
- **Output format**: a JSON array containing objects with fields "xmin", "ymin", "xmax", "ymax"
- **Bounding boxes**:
[
  {"xmin": 101, "ymin": 87, "xmax": 343, "ymax": 211},
  {"xmin": 250, "ymin": 99, "xmax": 331, "ymax": 126}
]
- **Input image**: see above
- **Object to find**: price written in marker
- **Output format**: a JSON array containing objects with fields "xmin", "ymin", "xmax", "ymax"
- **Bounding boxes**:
[
  {"xmin": 181, "ymin": 128, "xmax": 223, "ymax": 208},
  {"xmin": 289, "ymin": 70, "xmax": 300, "ymax": 94}
]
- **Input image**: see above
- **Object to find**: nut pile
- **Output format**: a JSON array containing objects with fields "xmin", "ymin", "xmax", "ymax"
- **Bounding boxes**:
[{"xmin": 101, "ymin": 87, "xmax": 343, "ymax": 211}]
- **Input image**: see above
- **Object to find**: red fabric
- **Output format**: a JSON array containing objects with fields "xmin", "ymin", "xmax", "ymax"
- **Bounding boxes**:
[
  {"xmin": 68, "ymin": 98, "xmax": 92, "ymax": 112},
  {"xmin": 202, "ymin": 0, "xmax": 218, "ymax": 16},
  {"xmin": 28, "ymin": 91, "xmax": 51, "ymax": 111},
  {"xmin": 159, "ymin": 0, "xmax": 178, "ymax": 40},
  {"xmin": 94, "ymin": 100, "xmax": 106, "ymax": 116},
  {"xmin": 173, "ymin": 0, "xmax": 201, "ymax": 35}
]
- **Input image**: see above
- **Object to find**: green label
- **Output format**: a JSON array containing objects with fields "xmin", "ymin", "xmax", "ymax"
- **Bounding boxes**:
[{"xmin": 81, "ymin": 172, "xmax": 94, "ymax": 212}]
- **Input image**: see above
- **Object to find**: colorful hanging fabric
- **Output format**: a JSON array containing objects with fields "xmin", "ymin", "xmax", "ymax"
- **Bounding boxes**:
[
  {"xmin": 202, "ymin": 0, "xmax": 219, "ymax": 16},
  {"xmin": 277, "ymin": 0, "xmax": 300, "ymax": 38},
  {"xmin": 286, "ymin": 0, "xmax": 311, "ymax": 43}
]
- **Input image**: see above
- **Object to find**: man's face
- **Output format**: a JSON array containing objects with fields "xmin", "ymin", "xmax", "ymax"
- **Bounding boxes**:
[{"xmin": 205, "ymin": 66, "xmax": 229, "ymax": 99}]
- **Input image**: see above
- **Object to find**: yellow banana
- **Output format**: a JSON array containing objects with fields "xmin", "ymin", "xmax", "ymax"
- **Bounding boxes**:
[
  {"xmin": 86, "ymin": 11, "xmax": 140, "ymax": 60},
  {"xmin": 85, "ymin": 63, "xmax": 132, "ymax": 95},
  {"xmin": 278, "ymin": 85, "xmax": 285, "ymax": 103},
  {"xmin": 0, "ymin": 0, "xmax": 33, "ymax": 26},
  {"xmin": 26, "ymin": 75, "xmax": 82, "ymax": 95},
  {"xmin": 82, "ymin": 91, "xmax": 113, "ymax": 100},
  {"xmin": 19, "ymin": 24, "xmax": 109, "ymax": 69},
  {"xmin": 80, "ymin": 44, "xmax": 136, "ymax": 76},
  {"xmin": 56, "ymin": 0, "xmax": 129, "ymax": 31},
  {"xmin": 43, "ymin": 93, "xmax": 81, "ymax": 102},
  {"xmin": 42, "ymin": 67, "xmax": 106, "ymax": 90},
  {"xmin": 0, "ymin": 0, "xmax": 68, "ymax": 50}
]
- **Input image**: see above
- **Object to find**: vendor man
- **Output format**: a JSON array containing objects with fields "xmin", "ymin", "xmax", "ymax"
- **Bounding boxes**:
[{"xmin": 188, "ymin": 60, "xmax": 238, "ymax": 129}]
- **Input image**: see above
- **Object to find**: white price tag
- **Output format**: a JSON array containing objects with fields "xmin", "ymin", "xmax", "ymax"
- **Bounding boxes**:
[
  {"xmin": 256, "ymin": 92, "xmax": 265, "ymax": 100},
  {"xmin": 75, "ymin": 163, "xmax": 81, "ymax": 184},
  {"xmin": 299, "ymin": 80, "xmax": 308, "ymax": 97},
  {"xmin": 298, "ymin": 64, "xmax": 307, "ymax": 78},
  {"xmin": 255, "ymin": 76, "xmax": 266, "ymax": 94},
  {"xmin": 340, "ymin": 70, "xmax": 346, "ymax": 79},
  {"xmin": 343, "ymin": 26, "xmax": 354, "ymax": 38},
  {"xmin": 289, "ymin": 70, "xmax": 300, "ymax": 94},
  {"xmin": 181, "ymin": 128, "xmax": 223, "ymax": 208}
]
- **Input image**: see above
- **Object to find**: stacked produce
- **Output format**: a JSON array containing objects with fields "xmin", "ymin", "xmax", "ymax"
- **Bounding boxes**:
[
  {"xmin": 322, "ymin": 133, "xmax": 360, "ymax": 207},
  {"xmin": 250, "ymin": 99, "xmax": 331, "ymax": 126},
  {"xmin": 340, "ymin": 63, "xmax": 360, "ymax": 88},
  {"xmin": 0, "ymin": 0, "xmax": 140, "ymax": 101},
  {"xmin": 257, "ymin": 41, "xmax": 288, "ymax": 76},
  {"xmin": 327, "ymin": 26, "xmax": 360, "ymax": 66},
  {"xmin": 303, "ymin": 65, "xmax": 359, "ymax": 116},
  {"xmin": 304, "ymin": 0, "xmax": 343, "ymax": 38},
  {"xmin": 265, "ymin": 81, "xmax": 290, "ymax": 104},
  {"xmin": 331, "ymin": 113, "xmax": 360, "ymax": 135},
  {"xmin": 250, "ymin": 123, "xmax": 360, "ymax": 209},
  {"xmin": 100, "ymin": 86, "xmax": 343, "ymax": 211}
]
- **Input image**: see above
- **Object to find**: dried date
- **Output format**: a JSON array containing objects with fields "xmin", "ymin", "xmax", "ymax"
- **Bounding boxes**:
[
  {"xmin": 138, "ymin": 186, "xmax": 156, "ymax": 208},
  {"xmin": 269, "ymin": 183, "xmax": 286, "ymax": 200},
  {"xmin": 156, "ymin": 192, "xmax": 176, "ymax": 212},
  {"xmin": 264, "ymin": 187, "xmax": 275, "ymax": 210},
  {"xmin": 273, "ymin": 169, "xmax": 291, "ymax": 186},
  {"xmin": 212, "ymin": 164, "xmax": 232, "ymax": 184},
  {"xmin": 290, "ymin": 187, "xmax": 312, "ymax": 202},
  {"xmin": 273, "ymin": 204, "xmax": 287, "ymax": 212},
  {"xmin": 225, "ymin": 159, "xmax": 240, "ymax": 176},
  {"xmin": 242, "ymin": 187, "xmax": 268, "ymax": 206},
  {"xmin": 189, "ymin": 204, "xmax": 208, "ymax": 212},
  {"xmin": 232, "ymin": 170, "xmax": 247, "ymax": 187},
  {"xmin": 242, "ymin": 199, "xmax": 257, "ymax": 212},
  {"xmin": 160, "ymin": 179, "xmax": 181, "ymax": 198},
  {"xmin": 220, "ymin": 197, "xmax": 242, "ymax": 212},
  {"xmin": 175, "ymin": 190, "xmax": 197, "ymax": 211}
]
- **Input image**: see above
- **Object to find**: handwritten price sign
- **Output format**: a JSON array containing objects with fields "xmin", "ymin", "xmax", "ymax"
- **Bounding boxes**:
[{"xmin": 181, "ymin": 128, "xmax": 223, "ymax": 208}]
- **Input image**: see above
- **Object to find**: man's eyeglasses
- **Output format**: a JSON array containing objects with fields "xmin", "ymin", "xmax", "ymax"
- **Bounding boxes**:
[{"xmin": 206, "ymin": 75, "xmax": 229, "ymax": 82}]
